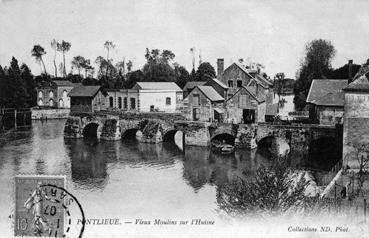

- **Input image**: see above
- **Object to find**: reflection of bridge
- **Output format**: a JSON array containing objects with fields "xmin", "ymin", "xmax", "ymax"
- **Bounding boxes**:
[{"xmin": 64, "ymin": 112, "xmax": 341, "ymax": 152}]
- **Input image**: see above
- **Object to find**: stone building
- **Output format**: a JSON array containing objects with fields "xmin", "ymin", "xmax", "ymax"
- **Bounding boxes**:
[
  {"xmin": 204, "ymin": 78, "xmax": 228, "ymax": 99},
  {"xmin": 105, "ymin": 82, "xmax": 183, "ymax": 113},
  {"xmin": 183, "ymin": 85, "xmax": 225, "ymax": 122},
  {"xmin": 105, "ymin": 89, "xmax": 139, "ymax": 112},
  {"xmin": 226, "ymin": 86, "xmax": 266, "ymax": 123},
  {"xmin": 343, "ymin": 73, "xmax": 369, "ymax": 170},
  {"xmin": 68, "ymin": 85, "xmax": 107, "ymax": 113},
  {"xmin": 182, "ymin": 81, "xmax": 206, "ymax": 98},
  {"xmin": 306, "ymin": 79, "xmax": 348, "ymax": 125},
  {"xmin": 216, "ymin": 59, "xmax": 273, "ymax": 100},
  {"xmin": 36, "ymin": 80, "xmax": 79, "ymax": 108}
]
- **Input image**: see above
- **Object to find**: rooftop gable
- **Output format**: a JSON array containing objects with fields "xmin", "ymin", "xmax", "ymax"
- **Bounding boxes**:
[
  {"xmin": 196, "ymin": 86, "xmax": 224, "ymax": 102},
  {"xmin": 183, "ymin": 81, "xmax": 206, "ymax": 91},
  {"xmin": 344, "ymin": 75, "xmax": 369, "ymax": 92},
  {"xmin": 68, "ymin": 85, "xmax": 103, "ymax": 97},
  {"xmin": 306, "ymin": 79, "xmax": 348, "ymax": 103}
]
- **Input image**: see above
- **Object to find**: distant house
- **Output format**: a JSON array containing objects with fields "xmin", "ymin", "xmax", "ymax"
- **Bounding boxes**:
[
  {"xmin": 68, "ymin": 86, "xmax": 107, "ymax": 113},
  {"xmin": 306, "ymin": 79, "xmax": 348, "ymax": 125},
  {"xmin": 105, "ymin": 89, "xmax": 139, "ymax": 112},
  {"xmin": 182, "ymin": 81, "xmax": 206, "ymax": 98},
  {"xmin": 216, "ymin": 60, "xmax": 273, "ymax": 101},
  {"xmin": 226, "ymin": 86, "xmax": 266, "ymax": 123},
  {"xmin": 183, "ymin": 85, "xmax": 225, "ymax": 122},
  {"xmin": 132, "ymin": 82, "xmax": 183, "ymax": 112},
  {"xmin": 106, "ymin": 82, "xmax": 183, "ymax": 113},
  {"xmin": 36, "ymin": 80, "xmax": 79, "ymax": 108}
]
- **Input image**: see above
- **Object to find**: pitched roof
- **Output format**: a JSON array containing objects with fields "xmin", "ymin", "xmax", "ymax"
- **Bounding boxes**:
[
  {"xmin": 313, "ymin": 92, "xmax": 345, "ymax": 106},
  {"xmin": 228, "ymin": 86, "xmax": 265, "ymax": 103},
  {"xmin": 68, "ymin": 85, "xmax": 102, "ymax": 97},
  {"xmin": 134, "ymin": 82, "xmax": 182, "ymax": 91},
  {"xmin": 344, "ymin": 75, "xmax": 369, "ymax": 92},
  {"xmin": 183, "ymin": 81, "xmax": 206, "ymax": 91},
  {"xmin": 52, "ymin": 80, "xmax": 76, "ymax": 87},
  {"xmin": 206, "ymin": 78, "xmax": 228, "ymax": 89},
  {"xmin": 197, "ymin": 86, "xmax": 224, "ymax": 102},
  {"xmin": 306, "ymin": 79, "xmax": 348, "ymax": 103},
  {"xmin": 232, "ymin": 62, "xmax": 272, "ymax": 88}
]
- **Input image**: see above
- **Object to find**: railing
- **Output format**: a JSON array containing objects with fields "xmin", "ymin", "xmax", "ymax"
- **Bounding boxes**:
[{"xmin": 0, "ymin": 108, "xmax": 32, "ymax": 131}]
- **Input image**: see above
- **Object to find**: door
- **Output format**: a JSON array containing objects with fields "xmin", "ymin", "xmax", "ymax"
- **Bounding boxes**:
[
  {"xmin": 193, "ymin": 108, "xmax": 199, "ymax": 121},
  {"xmin": 243, "ymin": 109, "xmax": 255, "ymax": 124}
]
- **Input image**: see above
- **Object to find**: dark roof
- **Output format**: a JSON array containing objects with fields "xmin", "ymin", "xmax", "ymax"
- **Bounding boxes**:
[
  {"xmin": 344, "ymin": 75, "xmax": 369, "ymax": 92},
  {"xmin": 232, "ymin": 62, "xmax": 272, "ymax": 88},
  {"xmin": 313, "ymin": 92, "xmax": 345, "ymax": 106},
  {"xmin": 266, "ymin": 103, "xmax": 279, "ymax": 116},
  {"xmin": 183, "ymin": 81, "xmax": 206, "ymax": 91},
  {"xmin": 68, "ymin": 86, "xmax": 102, "ymax": 97},
  {"xmin": 52, "ymin": 80, "xmax": 76, "ymax": 87},
  {"xmin": 133, "ymin": 82, "xmax": 182, "ymax": 91},
  {"xmin": 206, "ymin": 78, "xmax": 228, "ymax": 89},
  {"xmin": 306, "ymin": 79, "xmax": 348, "ymax": 103},
  {"xmin": 197, "ymin": 86, "xmax": 224, "ymax": 102}
]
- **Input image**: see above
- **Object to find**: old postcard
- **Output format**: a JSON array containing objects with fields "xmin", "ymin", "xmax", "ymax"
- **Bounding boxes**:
[{"xmin": 1, "ymin": 0, "xmax": 369, "ymax": 237}]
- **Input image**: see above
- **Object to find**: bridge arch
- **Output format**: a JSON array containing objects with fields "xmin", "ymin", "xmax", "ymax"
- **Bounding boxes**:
[
  {"xmin": 257, "ymin": 135, "xmax": 290, "ymax": 157},
  {"xmin": 122, "ymin": 128, "xmax": 141, "ymax": 140},
  {"xmin": 211, "ymin": 133, "xmax": 236, "ymax": 145},
  {"xmin": 83, "ymin": 122, "xmax": 100, "ymax": 138}
]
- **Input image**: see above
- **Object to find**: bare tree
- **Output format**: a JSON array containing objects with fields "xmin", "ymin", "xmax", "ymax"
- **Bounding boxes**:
[
  {"xmin": 190, "ymin": 47, "xmax": 196, "ymax": 72},
  {"xmin": 57, "ymin": 40, "xmax": 71, "ymax": 77},
  {"xmin": 50, "ymin": 39, "xmax": 58, "ymax": 77}
]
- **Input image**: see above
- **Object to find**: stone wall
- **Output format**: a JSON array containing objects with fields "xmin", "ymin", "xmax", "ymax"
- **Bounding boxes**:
[{"xmin": 32, "ymin": 108, "xmax": 70, "ymax": 120}]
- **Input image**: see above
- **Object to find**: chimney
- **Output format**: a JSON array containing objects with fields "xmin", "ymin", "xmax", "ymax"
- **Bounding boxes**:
[
  {"xmin": 217, "ymin": 58, "xmax": 224, "ymax": 78},
  {"xmin": 348, "ymin": 60, "xmax": 353, "ymax": 82}
]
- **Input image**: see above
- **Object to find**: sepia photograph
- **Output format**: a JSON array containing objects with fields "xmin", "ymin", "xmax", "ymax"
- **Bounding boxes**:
[{"xmin": 1, "ymin": 0, "xmax": 369, "ymax": 237}]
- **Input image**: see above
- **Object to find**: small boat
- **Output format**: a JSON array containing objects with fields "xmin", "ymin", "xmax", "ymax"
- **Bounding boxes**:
[{"xmin": 220, "ymin": 144, "xmax": 235, "ymax": 154}]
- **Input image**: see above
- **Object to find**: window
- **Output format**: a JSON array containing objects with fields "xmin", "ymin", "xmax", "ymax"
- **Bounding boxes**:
[
  {"xmin": 150, "ymin": 105, "xmax": 155, "ymax": 112},
  {"xmin": 109, "ymin": 97, "xmax": 114, "ymax": 108},
  {"xmin": 193, "ymin": 94, "xmax": 200, "ymax": 106},
  {"xmin": 49, "ymin": 91, "xmax": 54, "ymax": 99},
  {"xmin": 130, "ymin": 98, "xmax": 136, "ymax": 109},
  {"xmin": 123, "ymin": 97, "xmax": 127, "ymax": 109},
  {"xmin": 38, "ymin": 91, "xmax": 43, "ymax": 98},
  {"xmin": 59, "ymin": 99, "xmax": 64, "ymax": 108},
  {"xmin": 166, "ymin": 97, "xmax": 171, "ymax": 105},
  {"xmin": 118, "ymin": 97, "xmax": 122, "ymax": 109},
  {"xmin": 62, "ymin": 90, "xmax": 68, "ymax": 99},
  {"xmin": 49, "ymin": 99, "xmax": 54, "ymax": 107},
  {"xmin": 228, "ymin": 80, "xmax": 233, "ymax": 88},
  {"xmin": 237, "ymin": 80, "xmax": 242, "ymax": 88}
]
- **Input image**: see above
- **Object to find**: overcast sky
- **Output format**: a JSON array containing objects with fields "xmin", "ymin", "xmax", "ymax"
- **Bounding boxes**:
[{"xmin": 0, "ymin": 0, "xmax": 369, "ymax": 78}]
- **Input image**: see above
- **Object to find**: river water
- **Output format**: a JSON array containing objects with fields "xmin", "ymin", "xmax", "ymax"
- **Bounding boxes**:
[{"xmin": 0, "ymin": 120, "xmax": 274, "ymax": 237}]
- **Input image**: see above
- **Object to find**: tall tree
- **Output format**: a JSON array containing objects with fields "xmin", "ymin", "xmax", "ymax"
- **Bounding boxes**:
[
  {"xmin": 274, "ymin": 72, "xmax": 285, "ymax": 103},
  {"xmin": 142, "ymin": 48, "xmax": 176, "ymax": 82},
  {"xmin": 294, "ymin": 39, "xmax": 336, "ymax": 110},
  {"xmin": 190, "ymin": 47, "xmax": 196, "ymax": 72},
  {"xmin": 31, "ymin": 45, "xmax": 47, "ymax": 75},
  {"xmin": 71, "ymin": 56, "xmax": 86, "ymax": 77},
  {"xmin": 57, "ymin": 40, "xmax": 71, "ymax": 77},
  {"xmin": 174, "ymin": 64, "xmax": 190, "ymax": 88},
  {"xmin": 51, "ymin": 39, "xmax": 58, "ymax": 77}
]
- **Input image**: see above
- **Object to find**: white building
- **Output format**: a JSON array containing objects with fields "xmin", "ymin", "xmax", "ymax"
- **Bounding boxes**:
[{"xmin": 106, "ymin": 82, "xmax": 183, "ymax": 113}]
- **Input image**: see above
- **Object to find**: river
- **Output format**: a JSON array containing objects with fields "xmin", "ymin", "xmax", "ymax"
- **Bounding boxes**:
[{"xmin": 0, "ymin": 120, "xmax": 274, "ymax": 237}]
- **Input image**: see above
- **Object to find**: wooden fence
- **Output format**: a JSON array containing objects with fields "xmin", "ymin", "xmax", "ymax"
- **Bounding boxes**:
[{"xmin": 0, "ymin": 108, "xmax": 32, "ymax": 131}]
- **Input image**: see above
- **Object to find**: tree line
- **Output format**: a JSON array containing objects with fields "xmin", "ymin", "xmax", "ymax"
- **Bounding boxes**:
[{"xmin": 0, "ymin": 40, "xmax": 217, "ymax": 109}]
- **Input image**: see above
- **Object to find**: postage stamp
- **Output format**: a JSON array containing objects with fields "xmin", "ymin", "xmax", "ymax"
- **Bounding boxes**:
[{"xmin": 14, "ymin": 175, "xmax": 66, "ymax": 237}]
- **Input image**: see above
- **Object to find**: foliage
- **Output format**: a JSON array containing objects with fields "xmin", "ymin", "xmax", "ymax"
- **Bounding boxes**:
[
  {"xmin": 31, "ymin": 45, "xmax": 47, "ymax": 75},
  {"xmin": 294, "ymin": 39, "xmax": 336, "ymax": 110},
  {"xmin": 57, "ymin": 40, "xmax": 71, "ymax": 77},
  {"xmin": 217, "ymin": 157, "xmax": 309, "ymax": 217},
  {"xmin": 174, "ymin": 64, "xmax": 190, "ymax": 88},
  {"xmin": 142, "ymin": 48, "xmax": 177, "ymax": 82},
  {"xmin": 194, "ymin": 62, "xmax": 216, "ymax": 81},
  {"xmin": 0, "ymin": 58, "xmax": 36, "ymax": 108}
]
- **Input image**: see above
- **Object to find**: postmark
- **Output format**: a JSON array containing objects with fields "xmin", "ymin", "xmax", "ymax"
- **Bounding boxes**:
[{"xmin": 14, "ymin": 175, "xmax": 86, "ymax": 238}]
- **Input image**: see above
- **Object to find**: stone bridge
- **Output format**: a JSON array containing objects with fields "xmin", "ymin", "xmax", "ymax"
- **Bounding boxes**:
[{"xmin": 64, "ymin": 112, "xmax": 341, "ymax": 152}]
